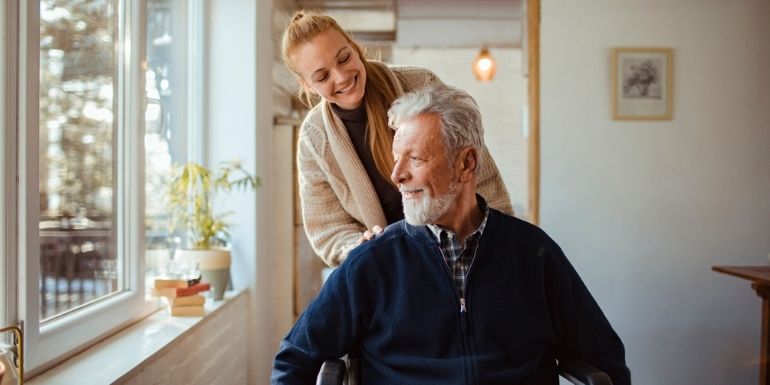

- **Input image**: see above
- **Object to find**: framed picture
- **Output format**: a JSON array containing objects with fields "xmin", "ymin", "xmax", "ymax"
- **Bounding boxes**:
[{"xmin": 612, "ymin": 47, "xmax": 673, "ymax": 120}]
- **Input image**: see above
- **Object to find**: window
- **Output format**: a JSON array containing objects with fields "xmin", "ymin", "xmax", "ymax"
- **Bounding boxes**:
[
  {"xmin": 144, "ymin": 0, "xmax": 198, "ymax": 276},
  {"xmin": 4, "ymin": 0, "xmax": 203, "ymax": 372},
  {"xmin": 38, "ymin": 0, "xmax": 120, "ymax": 322}
]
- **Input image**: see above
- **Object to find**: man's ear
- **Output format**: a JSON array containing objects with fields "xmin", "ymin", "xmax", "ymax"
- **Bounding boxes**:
[{"xmin": 457, "ymin": 147, "xmax": 478, "ymax": 182}]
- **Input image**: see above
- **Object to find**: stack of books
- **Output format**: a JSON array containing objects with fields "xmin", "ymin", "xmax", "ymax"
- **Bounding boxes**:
[{"xmin": 152, "ymin": 276, "xmax": 211, "ymax": 316}]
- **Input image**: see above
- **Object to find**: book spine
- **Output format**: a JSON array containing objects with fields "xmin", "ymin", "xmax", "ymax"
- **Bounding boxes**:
[
  {"xmin": 154, "ymin": 276, "xmax": 201, "ymax": 289},
  {"xmin": 169, "ymin": 294, "xmax": 206, "ymax": 307},
  {"xmin": 170, "ymin": 306, "xmax": 205, "ymax": 317},
  {"xmin": 176, "ymin": 282, "xmax": 210, "ymax": 297}
]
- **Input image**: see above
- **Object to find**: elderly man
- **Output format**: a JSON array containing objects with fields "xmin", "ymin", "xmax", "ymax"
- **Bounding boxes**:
[{"xmin": 272, "ymin": 84, "xmax": 630, "ymax": 385}]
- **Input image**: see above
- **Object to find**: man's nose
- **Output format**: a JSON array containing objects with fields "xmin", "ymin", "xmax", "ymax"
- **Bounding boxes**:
[{"xmin": 391, "ymin": 160, "xmax": 407, "ymax": 185}]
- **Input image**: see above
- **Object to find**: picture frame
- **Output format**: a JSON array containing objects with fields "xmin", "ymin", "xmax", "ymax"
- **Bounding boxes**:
[{"xmin": 611, "ymin": 47, "xmax": 673, "ymax": 120}]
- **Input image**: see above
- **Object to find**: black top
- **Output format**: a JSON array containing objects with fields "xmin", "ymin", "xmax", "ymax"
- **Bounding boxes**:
[{"xmin": 332, "ymin": 103, "xmax": 403, "ymax": 224}]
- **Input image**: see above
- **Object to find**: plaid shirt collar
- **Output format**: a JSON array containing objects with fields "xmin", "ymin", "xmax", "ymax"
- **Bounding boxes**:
[
  {"xmin": 426, "ymin": 195, "xmax": 489, "ymax": 246},
  {"xmin": 427, "ymin": 195, "xmax": 489, "ymax": 298}
]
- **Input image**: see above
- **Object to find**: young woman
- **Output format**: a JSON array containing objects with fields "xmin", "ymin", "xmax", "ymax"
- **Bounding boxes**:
[{"xmin": 282, "ymin": 11, "xmax": 512, "ymax": 266}]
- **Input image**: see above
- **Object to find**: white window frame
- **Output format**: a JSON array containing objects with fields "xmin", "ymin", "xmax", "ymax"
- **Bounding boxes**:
[
  {"xmin": 3, "ymin": 0, "xmax": 205, "ymax": 374},
  {"xmin": 16, "ymin": 0, "xmax": 157, "ymax": 373},
  {"xmin": 0, "ymin": 0, "xmax": 205, "ymax": 372},
  {"xmin": 1, "ymin": 0, "xmax": 15, "ymax": 335}
]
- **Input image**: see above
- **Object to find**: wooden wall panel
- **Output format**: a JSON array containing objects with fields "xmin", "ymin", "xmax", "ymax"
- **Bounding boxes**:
[{"xmin": 115, "ymin": 293, "xmax": 250, "ymax": 385}]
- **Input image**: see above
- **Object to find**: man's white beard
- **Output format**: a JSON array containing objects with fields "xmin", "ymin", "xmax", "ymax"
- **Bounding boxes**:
[{"xmin": 402, "ymin": 183, "xmax": 458, "ymax": 226}]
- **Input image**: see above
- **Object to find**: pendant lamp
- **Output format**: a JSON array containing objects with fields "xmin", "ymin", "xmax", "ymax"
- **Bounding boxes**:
[{"xmin": 472, "ymin": 47, "xmax": 497, "ymax": 82}]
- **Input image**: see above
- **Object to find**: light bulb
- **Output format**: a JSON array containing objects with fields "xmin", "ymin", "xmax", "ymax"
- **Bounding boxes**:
[
  {"xmin": 477, "ymin": 58, "xmax": 492, "ymax": 71},
  {"xmin": 472, "ymin": 47, "xmax": 497, "ymax": 82}
]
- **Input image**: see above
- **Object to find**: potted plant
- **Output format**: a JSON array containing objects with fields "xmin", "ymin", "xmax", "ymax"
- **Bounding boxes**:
[{"xmin": 167, "ymin": 160, "xmax": 259, "ymax": 299}]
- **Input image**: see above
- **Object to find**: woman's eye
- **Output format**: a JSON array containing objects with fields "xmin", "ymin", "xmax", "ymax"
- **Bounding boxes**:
[
  {"xmin": 316, "ymin": 75, "xmax": 328, "ymax": 83},
  {"xmin": 339, "ymin": 55, "xmax": 350, "ymax": 64}
]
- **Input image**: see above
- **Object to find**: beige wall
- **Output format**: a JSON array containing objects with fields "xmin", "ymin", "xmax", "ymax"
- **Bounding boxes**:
[{"xmin": 541, "ymin": 0, "xmax": 770, "ymax": 384}]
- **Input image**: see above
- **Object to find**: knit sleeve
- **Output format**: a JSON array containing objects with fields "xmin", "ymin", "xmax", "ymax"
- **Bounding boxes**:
[
  {"xmin": 476, "ymin": 144, "xmax": 514, "ymax": 216},
  {"xmin": 392, "ymin": 65, "xmax": 445, "ymax": 91},
  {"xmin": 296, "ymin": 120, "xmax": 365, "ymax": 267}
]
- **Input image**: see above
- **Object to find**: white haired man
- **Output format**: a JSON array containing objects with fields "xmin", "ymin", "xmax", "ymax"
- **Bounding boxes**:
[{"xmin": 272, "ymin": 84, "xmax": 630, "ymax": 385}]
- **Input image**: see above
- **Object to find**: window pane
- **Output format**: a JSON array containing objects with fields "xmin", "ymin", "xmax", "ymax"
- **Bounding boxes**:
[
  {"xmin": 144, "ymin": 0, "xmax": 189, "ymax": 279},
  {"xmin": 39, "ymin": 0, "xmax": 119, "ymax": 321}
]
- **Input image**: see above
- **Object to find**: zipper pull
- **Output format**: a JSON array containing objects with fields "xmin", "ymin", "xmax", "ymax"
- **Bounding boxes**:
[{"xmin": 460, "ymin": 297, "xmax": 467, "ymax": 313}]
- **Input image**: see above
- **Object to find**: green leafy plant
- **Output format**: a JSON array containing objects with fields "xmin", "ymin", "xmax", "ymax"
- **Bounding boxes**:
[{"xmin": 167, "ymin": 160, "xmax": 260, "ymax": 249}]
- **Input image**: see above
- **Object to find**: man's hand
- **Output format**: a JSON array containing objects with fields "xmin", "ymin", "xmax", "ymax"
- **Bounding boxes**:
[{"xmin": 355, "ymin": 225, "xmax": 383, "ymax": 246}]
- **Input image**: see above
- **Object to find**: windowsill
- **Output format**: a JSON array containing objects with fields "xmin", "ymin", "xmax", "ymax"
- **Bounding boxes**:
[{"xmin": 27, "ymin": 289, "xmax": 248, "ymax": 385}]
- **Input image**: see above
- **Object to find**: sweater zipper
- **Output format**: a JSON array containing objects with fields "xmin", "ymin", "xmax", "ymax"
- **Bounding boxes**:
[
  {"xmin": 433, "ymin": 233, "xmax": 483, "ymax": 385},
  {"xmin": 459, "ymin": 240, "xmax": 482, "ymax": 315},
  {"xmin": 461, "ymin": 240, "xmax": 482, "ymax": 385}
]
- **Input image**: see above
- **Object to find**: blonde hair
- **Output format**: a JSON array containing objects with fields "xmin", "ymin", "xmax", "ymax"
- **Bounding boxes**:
[{"xmin": 281, "ymin": 10, "xmax": 402, "ymax": 184}]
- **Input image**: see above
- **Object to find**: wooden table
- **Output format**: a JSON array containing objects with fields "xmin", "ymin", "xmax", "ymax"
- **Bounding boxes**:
[{"xmin": 713, "ymin": 265, "xmax": 770, "ymax": 385}]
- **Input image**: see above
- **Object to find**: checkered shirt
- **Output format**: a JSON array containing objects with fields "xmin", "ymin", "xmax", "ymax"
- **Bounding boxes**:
[{"xmin": 427, "ymin": 198, "xmax": 489, "ymax": 300}]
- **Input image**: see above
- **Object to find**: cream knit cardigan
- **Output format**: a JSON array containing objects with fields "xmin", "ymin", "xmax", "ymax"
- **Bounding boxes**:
[{"xmin": 297, "ymin": 63, "xmax": 513, "ymax": 266}]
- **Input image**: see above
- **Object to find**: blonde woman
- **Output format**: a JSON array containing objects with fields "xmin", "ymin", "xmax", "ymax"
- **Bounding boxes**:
[{"xmin": 282, "ymin": 11, "xmax": 512, "ymax": 266}]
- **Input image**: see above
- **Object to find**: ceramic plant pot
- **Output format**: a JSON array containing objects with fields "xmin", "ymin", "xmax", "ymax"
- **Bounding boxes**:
[{"xmin": 175, "ymin": 247, "xmax": 231, "ymax": 300}]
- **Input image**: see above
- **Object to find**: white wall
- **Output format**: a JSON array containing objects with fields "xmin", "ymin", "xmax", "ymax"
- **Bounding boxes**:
[
  {"xmin": 207, "ymin": 0, "xmax": 289, "ymax": 384},
  {"xmin": 541, "ymin": 1, "xmax": 770, "ymax": 384},
  {"xmin": 206, "ymin": 0, "xmax": 256, "ymax": 301},
  {"xmin": 392, "ymin": 47, "xmax": 530, "ymax": 218}
]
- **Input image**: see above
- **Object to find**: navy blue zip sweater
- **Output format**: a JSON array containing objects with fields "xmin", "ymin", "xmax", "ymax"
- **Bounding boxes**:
[{"xmin": 272, "ymin": 209, "xmax": 630, "ymax": 385}]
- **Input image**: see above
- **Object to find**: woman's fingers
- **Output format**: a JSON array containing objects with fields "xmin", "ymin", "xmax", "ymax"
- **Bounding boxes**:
[{"xmin": 356, "ymin": 226, "xmax": 383, "ymax": 247}]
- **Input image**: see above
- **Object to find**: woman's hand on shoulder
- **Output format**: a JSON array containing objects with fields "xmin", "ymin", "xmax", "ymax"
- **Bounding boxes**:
[{"xmin": 355, "ymin": 225, "xmax": 383, "ymax": 247}]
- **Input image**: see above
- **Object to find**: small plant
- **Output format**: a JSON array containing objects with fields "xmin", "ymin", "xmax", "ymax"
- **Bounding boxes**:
[{"xmin": 167, "ymin": 160, "xmax": 260, "ymax": 249}]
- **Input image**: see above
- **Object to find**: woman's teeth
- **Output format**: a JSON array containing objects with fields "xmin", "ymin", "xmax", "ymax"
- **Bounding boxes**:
[{"xmin": 337, "ymin": 76, "xmax": 356, "ymax": 94}]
